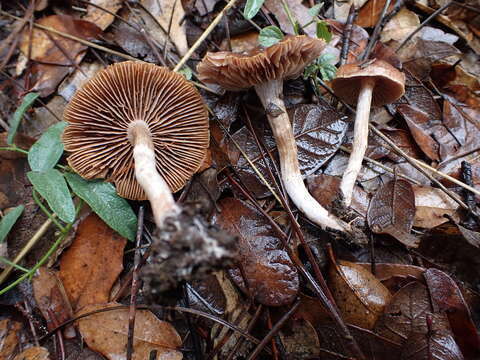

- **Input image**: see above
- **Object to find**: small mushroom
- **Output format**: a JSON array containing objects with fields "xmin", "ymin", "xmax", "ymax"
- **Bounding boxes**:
[
  {"xmin": 198, "ymin": 35, "xmax": 350, "ymax": 233},
  {"xmin": 331, "ymin": 59, "xmax": 405, "ymax": 207},
  {"xmin": 63, "ymin": 61, "xmax": 209, "ymax": 227}
]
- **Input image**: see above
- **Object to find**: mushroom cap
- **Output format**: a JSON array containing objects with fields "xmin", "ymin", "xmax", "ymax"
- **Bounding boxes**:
[
  {"xmin": 197, "ymin": 35, "xmax": 326, "ymax": 91},
  {"xmin": 63, "ymin": 61, "xmax": 209, "ymax": 201},
  {"xmin": 331, "ymin": 60, "xmax": 405, "ymax": 106}
]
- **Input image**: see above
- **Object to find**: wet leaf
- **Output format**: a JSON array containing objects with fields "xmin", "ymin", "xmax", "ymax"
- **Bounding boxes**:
[
  {"xmin": 27, "ymin": 169, "xmax": 76, "ymax": 223},
  {"xmin": 401, "ymin": 326, "xmax": 464, "ymax": 360},
  {"xmin": 77, "ymin": 302, "xmax": 182, "ymax": 360},
  {"xmin": 59, "ymin": 214, "xmax": 126, "ymax": 310},
  {"xmin": 0, "ymin": 319, "xmax": 22, "ymax": 359},
  {"xmin": 367, "ymin": 178, "xmax": 418, "ymax": 247},
  {"xmin": 374, "ymin": 281, "xmax": 450, "ymax": 344},
  {"xmin": 228, "ymin": 103, "xmax": 348, "ymax": 197},
  {"xmin": 213, "ymin": 198, "xmax": 299, "ymax": 306},
  {"xmin": 279, "ymin": 319, "xmax": 320, "ymax": 359},
  {"xmin": 32, "ymin": 267, "xmax": 72, "ymax": 330},
  {"xmin": 28, "ymin": 122, "xmax": 67, "ymax": 172},
  {"xmin": 424, "ymin": 268, "xmax": 480, "ymax": 358},
  {"xmin": 357, "ymin": 262, "xmax": 425, "ymax": 293},
  {"xmin": 0, "ymin": 205, "xmax": 24, "ymax": 243},
  {"xmin": 7, "ymin": 93, "xmax": 39, "ymax": 145},
  {"xmin": 328, "ymin": 259, "xmax": 392, "ymax": 329},
  {"xmin": 413, "ymin": 185, "xmax": 459, "ymax": 228},
  {"xmin": 13, "ymin": 347, "xmax": 50, "ymax": 360},
  {"xmin": 258, "ymin": 26, "xmax": 284, "ymax": 47},
  {"xmin": 64, "ymin": 173, "xmax": 137, "ymax": 241},
  {"xmin": 244, "ymin": 0, "xmax": 265, "ymax": 19}
]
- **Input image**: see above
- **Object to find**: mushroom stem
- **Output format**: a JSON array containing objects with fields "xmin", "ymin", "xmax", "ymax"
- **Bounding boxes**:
[
  {"xmin": 254, "ymin": 80, "xmax": 351, "ymax": 232},
  {"xmin": 128, "ymin": 120, "xmax": 180, "ymax": 227},
  {"xmin": 339, "ymin": 77, "xmax": 375, "ymax": 207}
]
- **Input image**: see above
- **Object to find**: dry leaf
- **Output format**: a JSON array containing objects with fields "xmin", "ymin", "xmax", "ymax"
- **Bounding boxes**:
[
  {"xmin": 381, "ymin": 8, "xmax": 420, "ymax": 43},
  {"xmin": 13, "ymin": 347, "xmax": 50, "ymax": 360},
  {"xmin": 367, "ymin": 178, "xmax": 419, "ymax": 247},
  {"xmin": 83, "ymin": 0, "xmax": 122, "ymax": 30},
  {"xmin": 264, "ymin": 0, "xmax": 316, "ymax": 37},
  {"xmin": 32, "ymin": 267, "xmax": 73, "ymax": 330},
  {"xmin": 18, "ymin": 15, "xmax": 101, "ymax": 97},
  {"xmin": 77, "ymin": 302, "xmax": 182, "ymax": 360},
  {"xmin": 356, "ymin": 0, "xmax": 395, "ymax": 28},
  {"xmin": 214, "ymin": 198, "xmax": 299, "ymax": 307},
  {"xmin": 59, "ymin": 213, "xmax": 126, "ymax": 310},
  {"xmin": 413, "ymin": 185, "xmax": 459, "ymax": 228},
  {"xmin": 279, "ymin": 319, "xmax": 320, "ymax": 359},
  {"xmin": 0, "ymin": 319, "xmax": 22, "ymax": 359},
  {"xmin": 329, "ymin": 259, "xmax": 392, "ymax": 329}
]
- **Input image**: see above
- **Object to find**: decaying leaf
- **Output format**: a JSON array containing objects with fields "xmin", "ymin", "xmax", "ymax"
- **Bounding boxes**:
[
  {"xmin": 19, "ymin": 15, "xmax": 101, "ymax": 97},
  {"xmin": 0, "ymin": 319, "xmax": 22, "ymax": 359},
  {"xmin": 413, "ymin": 185, "xmax": 459, "ymax": 228},
  {"xmin": 424, "ymin": 268, "xmax": 480, "ymax": 358},
  {"xmin": 356, "ymin": 0, "xmax": 395, "ymax": 28},
  {"xmin": 264, "ymin": 0, "xmax": 316, "ymax": 37},
  {"xmin": 329, "ymin": 259, "xmax": 392, "ymax": 329},
  {"xmin": 32, "ymin": 267, "xmax": 72, "ymax": 330},
  {"xmin": 13, "ymin": 346, "xmax": 50, "ymax": 360},
  {"xmin": 77, "ymin": 302, "xmax": 182, "ymax": 360},
  {"xmin": 59, "ymin": 213, "xmax": 126, "ymax": 310},
  {"xmin": 279, "ymin": 318, "xmax": 320, "ymax": 359},
  {"xmin": 367, "ymin": 178, "xmax": 418, "ymax": 247},
  {"xmin": 83, "ymin": 0, "xmax": 123, "ymax": 30},
  {"xmin": 214, "ymin": 198, "xmax": 299, "ymax": 307}
]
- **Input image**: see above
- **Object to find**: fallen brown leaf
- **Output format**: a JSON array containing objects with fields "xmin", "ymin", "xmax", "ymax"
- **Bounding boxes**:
[
  {"xmin": 367, "ymin": 178, "xmax": 419, "ymax": 247},
  {"xmin": 0, "ymin": 319, "xmax": 22, "ymax": 359},
  {"xmin": 214, "ymin": 197, "xmax": 299, "ymax": 307},
  {"xmin": 13, "ymin": 346, "xmax": 50, "ymax": 360},
  {"xmin": 77, "ymin": 302, "xmax": 182, "ymax": 360},
  {"xmin": 329, "ymin": 259, "xmax": 392, "ymax": 329},
  {"xmin": 83, "ymin": 0, "xmax": 123, "ymax": 31},
  {"xmin": 413, "ymin": 185, "xmax": 459, "ymax": 228},
  {"xmin": 356, "ymin": 0, "xmax": 395, "ymax": 28},
  {"xmin": 59, "ymin": 213, "xmax": 126, "ymax": 311}
]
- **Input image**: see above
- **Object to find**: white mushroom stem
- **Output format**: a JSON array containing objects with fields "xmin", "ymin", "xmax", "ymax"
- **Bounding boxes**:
[
  {"xmin": 128, "ymin": 120, "xmax": 180, "ymax": 227},
  {"xmin": 254, "ymin": 80, "xmax": 351, "ymax": 233},
  {"xmin": 339, "ymin": 77, "xmax": 376, "ymax": 207}
]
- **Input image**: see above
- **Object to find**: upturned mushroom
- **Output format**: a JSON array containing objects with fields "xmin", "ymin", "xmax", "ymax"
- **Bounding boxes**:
[
  {"xmin": 331, "ymin": 59, "xmax": 405, "ymax": 207},
  {"xmin": 63, "ymin": 61, "xmax": 209, "ymax": 227},
  {"xmin": 197, "ymin": 35, "xmax": 350, "ymax": 233}
]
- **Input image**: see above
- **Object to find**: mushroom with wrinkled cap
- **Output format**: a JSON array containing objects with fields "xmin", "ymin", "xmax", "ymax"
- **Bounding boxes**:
[
  {"xmin": 63, "ymin": 61, "xmax": 209, "ymax": 226},
  {"xmin": 331, "ymin": 59, "xmax": 405, "ymax": 207},
  {"xmin": 198, "ymin": 35, "xmax": 350, "ymax": 233}
]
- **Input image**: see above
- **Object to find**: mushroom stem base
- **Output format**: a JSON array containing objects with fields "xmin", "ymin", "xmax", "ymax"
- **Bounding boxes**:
[
  {"xmin": 339, "ymin": 77, "xmax": 375, "ymax": 207},
  {"xmin": 254, "ymin": 80, "xmax": 350, "ymax": 233},
  {"xmin": 129, "ymin": 120, "xmax": 179, "ymax": 227}
]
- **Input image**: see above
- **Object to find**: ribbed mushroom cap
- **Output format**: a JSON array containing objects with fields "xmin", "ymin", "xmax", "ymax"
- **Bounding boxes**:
[
  {"xmin": 331, "ymin": 60, "xmax": 405, "ymax": 106},
  {"xmin": 197, "ymin": 35, "xmax": 326, "ymax": 91},
  {"xmin": 63, "ymin": 61, "xmax": 209, "ymax": 201}
]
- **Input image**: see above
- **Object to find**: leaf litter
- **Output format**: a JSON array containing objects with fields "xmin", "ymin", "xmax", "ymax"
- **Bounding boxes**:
[{"xmin": 0, "ymin": 0, "xmax": 479, "ymax": 359}]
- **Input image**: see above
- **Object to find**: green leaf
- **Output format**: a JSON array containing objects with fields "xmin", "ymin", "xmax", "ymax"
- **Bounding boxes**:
[
  {"xmin": 178, "ymin": 67, "xmax": 193, "ymax": 80},
  {"xmin": 244, "ymin": 0, "xmax": 265, "ymax": 19},
  {"xmin": 28, "ymin": 122, "xmax": 67, "ymax": 172},
  {"xmin": 308, "ymin": 3, "xmax": 323, "ymax": 17},
  {"xmin": 27, "ymin": 169, "xmax": 76, "ymax": 223},
  {"xmin": 320, "ymin": 64, "xmax": 337, "ymax": 81},
  {"xmin": 0, "ymin": 205, "xmax": 24, "ymax": 243},
  {"xmin": 303, "ymin": 63, "xmax": 318, "ymax": 80},
  {"xmin": 316, "ymin": 21, "xmax": 332, "ymax": 43},
  {"xmin": 8, "ymin": 93, "xmax": 39, "ymax": 145},
  {"xmin": 64, "ymin": 173, "xmax": 137, "ymax": 241},
  {"xmin": 258, "ymin": 26, "xmax": 284, "ymax": 47},
  {"xmin": 317, "ymin": 53, "xmax": 336, "ymax": 66}
]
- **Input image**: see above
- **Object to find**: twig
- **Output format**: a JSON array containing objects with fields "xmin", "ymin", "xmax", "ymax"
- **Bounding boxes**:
[
  {"xmin": 0, "ymin": 217, "xmax": 53, "ymax": 285},
  {"xmin": 173, "ymin": 0, "xmax": 240, "ymax": 72},
  {"xmin": 126, "ymin": 206, "xmax": 145, "ymax": 360},
  {"xmin": 246, "ymin": 301, "xmax": 300, "ymax": 360},
  {"xmin": 396, "ymin": 1, "xmax": 454, "ymax": 51},
  {"xmin": 360, "ymin": 0, "xmax": 391, "ymax": 60},
  {"xmin": 339, "ymin": 5, "xmax": 357, "ymax": 66},
  {"xmin": 0, "ymin": 10, "xmax": 139, "ymax": 61}
]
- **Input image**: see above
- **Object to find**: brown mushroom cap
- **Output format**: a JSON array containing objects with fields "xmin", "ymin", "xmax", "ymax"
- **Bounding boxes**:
[
  {"xmin": 331, "ymin": 60, "xmax": 405, "ymax": 107},
  {"xmin": 63, "ymin": 61, "xmax": 209, "ymax": 200},
  {"xmin": 197, "ymin": 35, "xmax": 326, "ymax": 91}
]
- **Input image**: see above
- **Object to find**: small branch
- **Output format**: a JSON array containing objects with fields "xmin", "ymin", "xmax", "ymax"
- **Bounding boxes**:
[
  {"xmin": 360, "ymin": 0, "xmax": 392, "ymax": 60},
  {"xmin": 340, "ymin": 5, "xmax": 357, "ymax": 66},
  {"xmin": 173, "ymin": 0, "xmax": 240, "ymax": 72}
]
